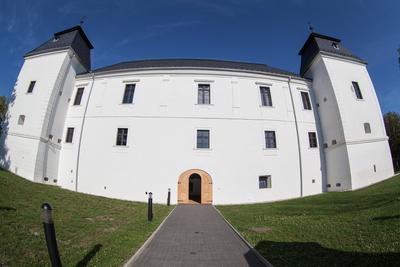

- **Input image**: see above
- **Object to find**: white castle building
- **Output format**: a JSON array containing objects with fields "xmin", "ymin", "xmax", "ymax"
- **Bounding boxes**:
[{"xmin": 0, "ymin": 26, "xmax": 394, "ymax": 204}]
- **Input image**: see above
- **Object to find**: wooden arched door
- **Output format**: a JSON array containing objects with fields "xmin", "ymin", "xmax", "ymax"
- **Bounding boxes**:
[{"xmin": 177, "ymin": 169, "xmax": 213, "ymax": 204}]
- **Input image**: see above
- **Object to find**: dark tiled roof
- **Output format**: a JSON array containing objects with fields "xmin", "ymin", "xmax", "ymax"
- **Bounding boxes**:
[
  {"xmin": 25, "ymin": 26, "xmax": 93, "ymax": 71},
  {"xmin": 299, "ymin": 32, "xmax": 365, "ymax": 77},
  {"xmin": 91, "ymin": 58, "xmax": 302, "ymax": 78}
]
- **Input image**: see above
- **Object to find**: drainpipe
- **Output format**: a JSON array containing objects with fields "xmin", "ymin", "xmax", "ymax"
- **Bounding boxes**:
[
  {"xmin": 287, "ymin": 76, "xmax": 303, "ymax": 197},
  {"xmin": 75, "ymin": 73, "xmax": 95, "ymax": 192}
]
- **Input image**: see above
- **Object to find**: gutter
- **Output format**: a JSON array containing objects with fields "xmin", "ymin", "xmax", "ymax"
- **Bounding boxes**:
[
  {"xmin": 287, "ymin": 76, "xmax": 303, "ymax": 197},
  {"xmin": 75, "ymin": 72, "xmax": 95, "ymax": 192}
]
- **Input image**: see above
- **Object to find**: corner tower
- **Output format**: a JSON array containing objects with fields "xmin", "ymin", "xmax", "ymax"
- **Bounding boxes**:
[
  {"xmin": 1, "ymin": 26, "xmax": 93, "ymax": 184},
  {"xmin": 299, "ymin": 32, "xmax": 394, "ymax": 191}
]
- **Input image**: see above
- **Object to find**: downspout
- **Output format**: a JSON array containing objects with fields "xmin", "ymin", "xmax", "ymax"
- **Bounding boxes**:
[
  {"xmin": 75, "ymin": 72, "xmax": 95, "ymax": 192},
  {"xmin": 287, "ymin": 76, "xmax": 303, "ymax": 197}
]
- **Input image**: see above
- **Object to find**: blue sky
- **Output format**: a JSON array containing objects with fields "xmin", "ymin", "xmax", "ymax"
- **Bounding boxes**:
[{"xmin": 0, "ymin": 0, "xmax": 399, "ymax": 113}]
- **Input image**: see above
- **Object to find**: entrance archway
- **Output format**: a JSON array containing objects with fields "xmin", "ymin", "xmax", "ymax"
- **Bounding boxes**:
[{"xmin": 178, "ymin": 169, "xmax": 212, "ymax": 204}]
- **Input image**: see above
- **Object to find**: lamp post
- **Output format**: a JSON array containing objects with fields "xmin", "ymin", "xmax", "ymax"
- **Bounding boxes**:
[
  {"xmin": 41, "ymin": 203, "xmax": 62, "ymax": 267},
  {"xmin": 148, "ymin": 192, "xmax": 153, "ymax": 221},
  {"xmin": 167, "ymin": 188, "xmax": 171, "ymax": 206}
]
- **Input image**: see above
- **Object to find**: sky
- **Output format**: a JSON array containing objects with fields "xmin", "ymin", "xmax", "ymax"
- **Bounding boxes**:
[{"xmin": 0, "ymin": 0, "xmax": 399, "ymax": 113}]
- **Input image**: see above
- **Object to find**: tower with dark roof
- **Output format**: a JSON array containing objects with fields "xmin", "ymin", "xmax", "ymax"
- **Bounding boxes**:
[{"xmin": 299, "ymin": 32, "xmax": 393, "ymax": 191}]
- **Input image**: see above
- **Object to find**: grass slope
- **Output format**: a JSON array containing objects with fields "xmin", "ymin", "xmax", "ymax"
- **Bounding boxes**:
[
  {"xmin": 0, "ymin": 169, "xmax": 173, "ymax": 266},
  {"xmin": 218, "ymin": 175, "xmax": 400, "ymax": 267}
]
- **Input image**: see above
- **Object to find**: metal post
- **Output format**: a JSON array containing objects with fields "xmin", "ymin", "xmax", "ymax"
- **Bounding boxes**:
[
  {"xmin": 41, "ymin": 203, "xmax": 62, "ymax": 267},
  {"xmin": 148, "ymin": 192, "xmax": 153, "ymax": 221},
  {"xmin": 167, "ymin": 188, "xmax": 171, "ymax": 206}
]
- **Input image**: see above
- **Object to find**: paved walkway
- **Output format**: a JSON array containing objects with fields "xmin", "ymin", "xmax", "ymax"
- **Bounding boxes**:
[{"xmin": 128, "ymin": 205, "xmax": 267, "ymax": 267}]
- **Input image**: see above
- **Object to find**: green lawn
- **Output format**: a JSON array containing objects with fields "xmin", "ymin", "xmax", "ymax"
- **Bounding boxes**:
[
  {"xmin": 0, "ymin": 169, "xmax": 173, "ymax": 266},
  {"xmin": 218, "ymin": 175, "xmax": 400, "ymax": 267}
]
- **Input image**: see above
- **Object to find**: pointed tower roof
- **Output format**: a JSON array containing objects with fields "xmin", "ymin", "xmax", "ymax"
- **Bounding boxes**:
[
  {"xmin": 298, "ymin": 32, "xmax": 365, "ymax": 77},
  {"xmin": 25, "ymin": 26, "xmax": 93, "ymax": 71}
]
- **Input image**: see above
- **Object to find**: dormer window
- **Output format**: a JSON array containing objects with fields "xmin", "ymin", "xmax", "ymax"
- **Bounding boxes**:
[
  {"xmin": 53, "ymin": 36, "xmax": 60, "ymax": 42},
  {"xmin": 332, "ymin": 42, "xmax": 339, "ymax": 50}
]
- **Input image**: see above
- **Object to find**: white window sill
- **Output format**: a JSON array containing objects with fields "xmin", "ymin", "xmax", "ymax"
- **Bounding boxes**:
[
  {"xmin": 355, "ymin": 98, "xmax": 365, "ymax": 102},
  {"xmin": 113, "ymin": 145, "xmax": 129, "ymax": 148},
  {"xmin": 263, "ymin": 148, "xmax": 278, "ymax": 150},
  {"xmin": 302, "ymin": 108, "xmax": 313, "ymax": 111},
  {"xmin": 120, "ymin": 103, "xmax": 135, "ymax": 105},
  {"xmin": 193, "ymin": 148, "xmax": 212, "ymax": 151},
  {"xmin": 260, "ymin": 105, "xmax": 275, "ymax": 108},
  {"xmin": 195, "ymin": 104, "xmax": 214, "ymax": 106}
]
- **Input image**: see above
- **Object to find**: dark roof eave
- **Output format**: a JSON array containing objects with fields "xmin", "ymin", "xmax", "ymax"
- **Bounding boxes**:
[
  {"xmin": 24, "ymin": 46, "xmax": 70, "ymax": 58},
  {"xmin": 299, "ymin": 32, "xmax": 341, "ymax": 55},
  {"xmin": 77, "ymin": 66, "xmax": 310, "ymax": 82},
  {"xmin": 54, "ymin": 26, "xmax": 94, "ymax": 49}
]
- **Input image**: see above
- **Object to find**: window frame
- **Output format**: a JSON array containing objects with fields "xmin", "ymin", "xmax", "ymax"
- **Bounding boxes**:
[
  {"xmin": 73, "ymin": 87, "xmax": 85, "ymax": 106},
  {"xmin": 264, "ymin": 130, "xmax": 277, "ymax": 149},
  {"xmin": 65, "ymin": 127, "xmax": 75, "ymax": 143},
  {"xmin": 352, "ymin": 81, "xmax": 363, "ymax": 100},
  {"xmin": 364, "ymin": 122, "xmax": 371, "ymax": 134},
  {"xmin": 122, "ymin": 84, "xmax": 136, "ymax": 104},
  {"xmin": 259, "ymin": 175, "xmax": 272, "ymax": 189},
  {"xmin": 308, "ymin": 132, "xmax": 318, "ymax": 148},
  {"xmin": 259, "ymin": 86, "xmax": 273, "ymax": 107},
  {"xmin": 18, "ymin": 115, "xmax": 25, "ymax": 125},
  {"xmin": 116, "ymin": 128, "xmax": 129, "ymax": 146},
  {"xmin": 27, "ymin": 81, "xmax": 36, "ymax": 94},
  {"xmin": 301, "ymin": 91, "xmax": 312, "ymax": 110},
  {"xmin": 196, "ymin": 129, "xmax": 210, "ymax": 149},
  {"xmin": 197, "ymin": 84, "xmax": 211, "ymax": 105}
]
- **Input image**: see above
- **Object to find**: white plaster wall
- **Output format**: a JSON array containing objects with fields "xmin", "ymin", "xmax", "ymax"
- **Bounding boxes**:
[{"xmin": 56, "ymin": 70, "xmax": 323, "ymax": 204}]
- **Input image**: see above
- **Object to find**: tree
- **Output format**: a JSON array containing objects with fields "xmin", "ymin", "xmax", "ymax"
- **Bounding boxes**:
[
  {"xmin": 0, "ymin": 96, "xmax": 8, "ymax": 123},
  {"xmin": 384, "ymin": 112, "xmax": 400, "ymax": 172}
]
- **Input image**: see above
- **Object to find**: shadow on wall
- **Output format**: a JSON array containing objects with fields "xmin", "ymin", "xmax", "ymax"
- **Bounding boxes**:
[
  {"xmin": 254, "ymin": 240, "xmax": 400, "ymax": 267},
  {"xmin": 0, "ymin": 87, "xmax": 17, "ymax": 171}
]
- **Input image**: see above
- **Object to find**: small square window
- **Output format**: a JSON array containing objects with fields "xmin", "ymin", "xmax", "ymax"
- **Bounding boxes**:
[
  {"xmin": 336, "ymin": 183, "xmax": 341, "ymax": 187},
  {"xmin": 18, "ymin": 115, "xmax": 25, "ymax": 125},
  {"xmin": 265, "ymin": 131, "xmax": 276, "ymax": 149},
  {"xmin": 122, "ymin": 84, "xmax": 135, "ymax": 104},
  {"xmin": 332, "ymin": 139, "xmax": 337, "ymax": 145},
  {"xmin": 308, "ymin": 132, "xmax": 318, "ymax": 148},
  {"xmin": 27, "ymin": 81, "xmax": 36, "ymax": 93},
  {"xmin": 116, "ymin": 128, "xmax": 128, "ymax": 146},
  {"xmin": 259, "ymin": 175, "xmax": 272, "ymax": 189},
  {"xmin": 364, "ymin": 123, "xmax": 371, "ymax": 134},
  {"xmin": 198, "ymin": 84, "xmax": 210, "ymax": 104},
  {"xmin": 332, "ymin": 42, "xmax": 339, "ymax": 49},
  {"xmin": 196, "ymin": 129, "xmax": 210, "ymax": 149},
  {"xmin": 65, "ymin": 127, "xmax": 74, "ymax": 143}
]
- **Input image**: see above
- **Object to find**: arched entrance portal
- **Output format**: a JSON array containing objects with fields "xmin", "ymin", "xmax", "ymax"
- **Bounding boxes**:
[{"xmin": 178, "ymin": 169, "xmax": 212, "ymax": 204}]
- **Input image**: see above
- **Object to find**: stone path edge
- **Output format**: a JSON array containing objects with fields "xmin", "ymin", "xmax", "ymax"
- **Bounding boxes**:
[
  {"xmin": 123, "ymin": 206, "xmax": 177, "ymax": 267},
  {"xmin": 213, "ymin": 206, "xmax": 273, "ymax": 267}
]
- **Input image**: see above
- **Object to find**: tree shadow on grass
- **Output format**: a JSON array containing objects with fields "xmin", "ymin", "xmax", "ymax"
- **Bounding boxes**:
[
  {"xmin": 75, "ymin": 244, "xmax": 102, "ymax": 267},
  {"xmin": 0, "ymin": 206, "xmax": 16, "ymax": 211},
  {"xmin": 254, "ymin": 240, "xmax": 400, "ymax": 267},
  {"xmin": 372, "ymin": 215, "xmax": 400, "ymax": 221}
]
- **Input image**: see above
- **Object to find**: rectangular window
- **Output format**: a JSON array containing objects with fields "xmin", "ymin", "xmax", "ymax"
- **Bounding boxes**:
[
  {"xmin": 196, "ymin": 129, "xmax": 210, "ymax": 149},
  {"xmin": 364, "ymin": 122, "xmax": 371, "ymax": 134},
  {"xmin": 197, "ymin": 84, "xmax": 210, "ymax": 104},
  {"xmin": 27, "ymin": 81, "xmax": 36, "ymax": 93},
  {"xmin": 122, "ymin": 84, "xmax": 136, "ymax": 104},
  {"xmin": 18, "ymin": 115, "xmax": 25, "ymax": 125},
  {"xmin": 259, "ymin": 175, "xmax": 272, "ymax": 189},
  {"xmin": 264, "ymin": 131, "xmax": 276, "ymax": 149},
  {"xmin": 65, "ymin": 127, "xmax": 74, "ymax": 143},
  {"xmin": 308, "ymin": 132, "xmax": 318, "ymax": 148},
  {"xmin": 116, "ymin": 128, "xmax": 128, "ymax": 146},
  {"xmin": 260, "ymin": 86, "xmax": 273, "ymax": 107},
  {"xmin": 352, "ymin": 81, "xmax": 363, "ymax": 99},
  {"xmin": 73, "ymin": 87, "xmax": 84, "ymax": 105},
  {"xmin": 301, "ymin": 91, "xmax": 312, "ymax": 110}
]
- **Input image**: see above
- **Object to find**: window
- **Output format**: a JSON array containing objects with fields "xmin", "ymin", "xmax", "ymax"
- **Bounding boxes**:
[
  {"xmin": 65, "ymin": 127, "xmax": 74, "ymax": 143},
  {"xmin": 259, "ymin": 175, "xmax": 272, "ymax": 189},
  {"xmin": 73, "ymin": 87, "xmax": 84, "ymax": 105},
  {"xmin": 27, "ymin": 81, "xmax": 36, "ymax": 93},
  {"xmin": 116, "ymin": 128, "xmax": 128, "ymax": 146},
  {"xmin": 352, "ymin": 81, "xmax": 363, "ymax": 99},
  {"xmin": 332, "ymin": 42, "xmax": 339, "ymax": 49},
  {"xmin": 260, "ymin": 86, "xmax": 272, "ymax": 106},
  {"xmin": 18, "ymin": 115, "xmax": 25, "ymax": 125},
  {"xmin": 122, "ymin": 84, "xmax": 135, "ymax": 104},
  {"xmin": 364, "ymin": 122, "xmax": 371, "ymax": 134},
  {"xmin": 197, "ymin": 84, "xmax": 210, "ymax": 104},
  {"xmin": 196, "ymin": 129, "xmax": 210, "ymax": 149},
  {"xmin": 308, "ymin": 132, "xmax": 318, "ymax": 148},
  {"xmin": 265, "ymin": 131, "xmax": 276, "ymax": 149},
  {"xmin": 301, "ymin": 91, "xmax": 312, "ymax": 110}
]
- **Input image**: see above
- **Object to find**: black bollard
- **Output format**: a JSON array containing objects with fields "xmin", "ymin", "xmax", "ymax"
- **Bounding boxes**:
[
  {"xmin": 148, "ymin": 192, "xmax": 153, "ymax": 221},
  {"xmin": 41, "ymin": 203, "xmax": 62, "ymax": 267},
  {"xmin": 167, "ymin": 188, "xmax": 171, "ymax": 206}
]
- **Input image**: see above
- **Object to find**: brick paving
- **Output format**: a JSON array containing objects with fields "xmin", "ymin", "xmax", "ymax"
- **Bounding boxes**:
[{"xmin": 128, "ymin": 205, "xmax": 266, "ymax": 267}]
